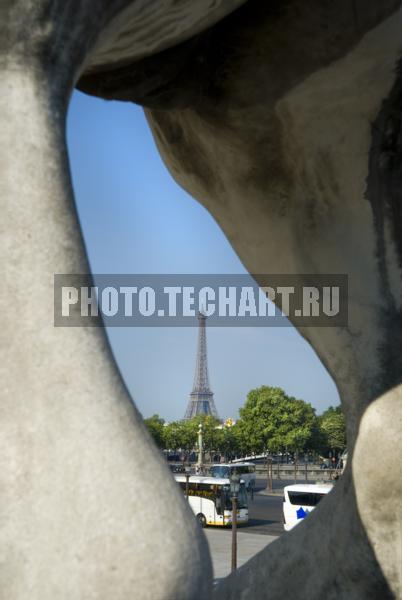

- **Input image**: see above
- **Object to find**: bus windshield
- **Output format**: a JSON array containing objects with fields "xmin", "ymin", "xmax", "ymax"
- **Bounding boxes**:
[
  {"xmin": 222, "ymin": 483, "xmax": 248, "ymax": 510},
  {"xmin": 234, "ymin": 465, "xmax": 255, "ymax": 475},
  {"xmin": 210, "ymin": 465, "xmax": 255, "ymax": 478},
  {"xmin": 287, "ymin": 491, "xmax": 326, "ymax": 507},
  {"xmin": 210, "ymin": 466, "xmax": 230, "ymax": 478}
]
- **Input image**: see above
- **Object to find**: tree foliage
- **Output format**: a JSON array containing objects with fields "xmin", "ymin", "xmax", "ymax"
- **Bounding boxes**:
[
  {"xmin": 143, "ymin": 394, "xmax": 347, "ymax": 460},
  {"xmin": 235, "ymin": 386, "xmax": 317, "ymax": 455},
  {"xmin": 151, "ymin": 414, "xmax": 222, "ymax": 455},
  {"xmin": 143, "ymin": 414, "xmax": 165, "ymax": 449},
  {"xmin": 163, "ymin": 419, "xmax": 195, "ymax": 452},
  {"xmin": 190, "ymin": 415, "xmax": 221, "ymax": 453},
  {"xmin": 319, "ymin": 405, "xmax": 346, "ymax": 453}
]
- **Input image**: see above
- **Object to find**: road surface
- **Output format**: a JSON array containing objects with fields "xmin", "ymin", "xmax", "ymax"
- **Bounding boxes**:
[
  {"xmin": 206, "ymin": 479, "xmax": 286, "ymax": 579},
  {"xmin": 245, "ymin": 477, "xmax": 286, "ymax": 536}
]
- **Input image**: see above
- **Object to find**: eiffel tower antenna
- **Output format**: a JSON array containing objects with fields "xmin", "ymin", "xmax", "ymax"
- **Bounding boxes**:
[{"xmin": 184, "ymin": 311, "xmax": 219, "ymax": 420}]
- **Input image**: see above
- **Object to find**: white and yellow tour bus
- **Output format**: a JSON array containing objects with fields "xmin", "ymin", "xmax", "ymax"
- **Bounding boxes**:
[
  {"xmin": 175, "ymin": 475, "xmax": 249, "ymax": 528},
  {"xmin": 209, "ymin": 463, "xmax": 256, "ymax": 491},
  {"xmin": 283, "ymin": 483, "xmax": 333, "ymax": 531}
]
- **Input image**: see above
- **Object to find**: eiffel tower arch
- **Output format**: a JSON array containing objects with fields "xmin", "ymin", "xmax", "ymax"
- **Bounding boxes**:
[{"xmin": 184, "ymin": 312, "xmax": 219, "ymax": 420}]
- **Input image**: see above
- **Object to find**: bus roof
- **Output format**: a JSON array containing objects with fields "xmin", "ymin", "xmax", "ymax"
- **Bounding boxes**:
[
  {"xmin": 174, "ymin": 475, "xmax": 234, "ymax": 486},
  {"xmin": 211, "ymin": 463, "xmax": 255, "ymax": 468},
  {"xmin": 284, "ymin": 483, "xmax": 334, "ymax": 494}
]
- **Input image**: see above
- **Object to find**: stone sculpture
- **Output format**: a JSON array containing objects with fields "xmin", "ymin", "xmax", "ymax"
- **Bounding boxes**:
[{"xmin": 2, "ymin": 1, "xmax": 402, "ymax": 598}]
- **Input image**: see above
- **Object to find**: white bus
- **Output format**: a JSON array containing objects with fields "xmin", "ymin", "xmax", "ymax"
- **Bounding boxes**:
[
  {"xmin": 175, "ymin": 475, "xmax": 249, "ymax": 527},
  {"xmin": 209, "ymin": 463, "xmax": 256, "ymax": 491},
  {"xmin": 283, "ymin": 483, "xmax": 333, "ymax": 531}
]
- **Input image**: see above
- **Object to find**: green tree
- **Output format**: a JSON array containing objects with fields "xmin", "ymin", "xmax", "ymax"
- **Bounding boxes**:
[
  {"xmin": 163, "ymin": 420, "xmax": 197, "ymax": 453},
  {"xmin": 143, "ymin": 414, "xmax": 165, "ymax": 449},
  {"xmin": 235, "ymin": 386, "xmax": 318, "ymax": 455},
  {"xmin": 308, "ymin": 417, "xmax": 328, "ymax": 458},
  {"xmin": 319, "ymin": 406, "xmax": 346, "ymax": 456},
  {"xmin": 216, "ymin": 423, "xmax": 238, "ymax": 461},
  {"xmin": 190, "ymin": 415, "xmax": 221, "ymax": 455}
]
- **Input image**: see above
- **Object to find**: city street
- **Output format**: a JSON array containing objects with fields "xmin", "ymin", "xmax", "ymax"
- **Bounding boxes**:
[
  {"xmin": 247, "ymin": 478, "xmax": 285, "ymax": 536},
  {"xmin": 205, "ymin": 478, "xmax": 287, "ymax": 579},
  {"xmin": 206, "ymin": 529, "xmax": 278, "ymax": 580}
]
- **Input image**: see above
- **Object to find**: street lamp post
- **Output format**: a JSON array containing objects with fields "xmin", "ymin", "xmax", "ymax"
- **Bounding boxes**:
[
  {"xmin": 266, "ymin": 455, "xmax": 273, "ymax": 492},
  {"xmin": 197, "ymin": 423, "xmax": 204, "ymax": 475},
  {"xmin": 230, "ymin": 472, "xmax": 241, "ymax": 572},
  {"xmin": 185, "ymin": 465, "xmax": 191, "ymax": 499}
]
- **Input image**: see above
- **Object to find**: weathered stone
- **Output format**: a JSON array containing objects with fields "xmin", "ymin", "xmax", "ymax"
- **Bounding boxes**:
[
  {"xmin": 140, "ymin": 2, "xmax": 402, "ymax": 597},
  {"xmin": 2, "ymin": 0, "xmax": 402, "ymax": 598},
  {"xmin": 0, "ymin": 1, "xmax": 245, "ymax": 598}
]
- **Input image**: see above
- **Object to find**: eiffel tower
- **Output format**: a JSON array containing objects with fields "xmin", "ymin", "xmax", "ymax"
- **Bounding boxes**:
[{"xmin": 184, "ymin": 311, "xmax": 219, "ymax": 420}]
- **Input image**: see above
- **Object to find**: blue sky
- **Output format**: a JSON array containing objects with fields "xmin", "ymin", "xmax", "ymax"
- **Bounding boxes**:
[{"xmin": 66, "ymin": 90, "xmax": 340, "ymax": 421}]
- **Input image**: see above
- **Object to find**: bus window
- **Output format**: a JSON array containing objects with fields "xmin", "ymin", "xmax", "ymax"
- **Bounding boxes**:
[
  {"xmin": 235, "ymin": 467, "xmax": 245, "ymax": 475},
  {"xmin": 288, "ymin": 492, "xmax": 326, "ymax": 507},
  {"xmin": 210, "ymin": 465, "xmax": 230, "ymax": 478},
  {"xmin": 222, "ymin": 483, "xmax": 248, "ymax": 510},
  {"xmin": 215, "ymin": 492, "xmax": 222, "ymax": 515}
]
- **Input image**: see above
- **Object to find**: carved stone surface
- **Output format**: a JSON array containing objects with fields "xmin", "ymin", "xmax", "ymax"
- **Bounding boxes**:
[
  {"xmin": 0, "ymin": 1, "xmax": 245, "ymax": 598},
  {"xmin": 141, "ymin": 4, "xmax": 402, "ymax": 596},
  {"xmin": 2, "ymin": 0, "xmax": 402, "ymax": 598}
]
